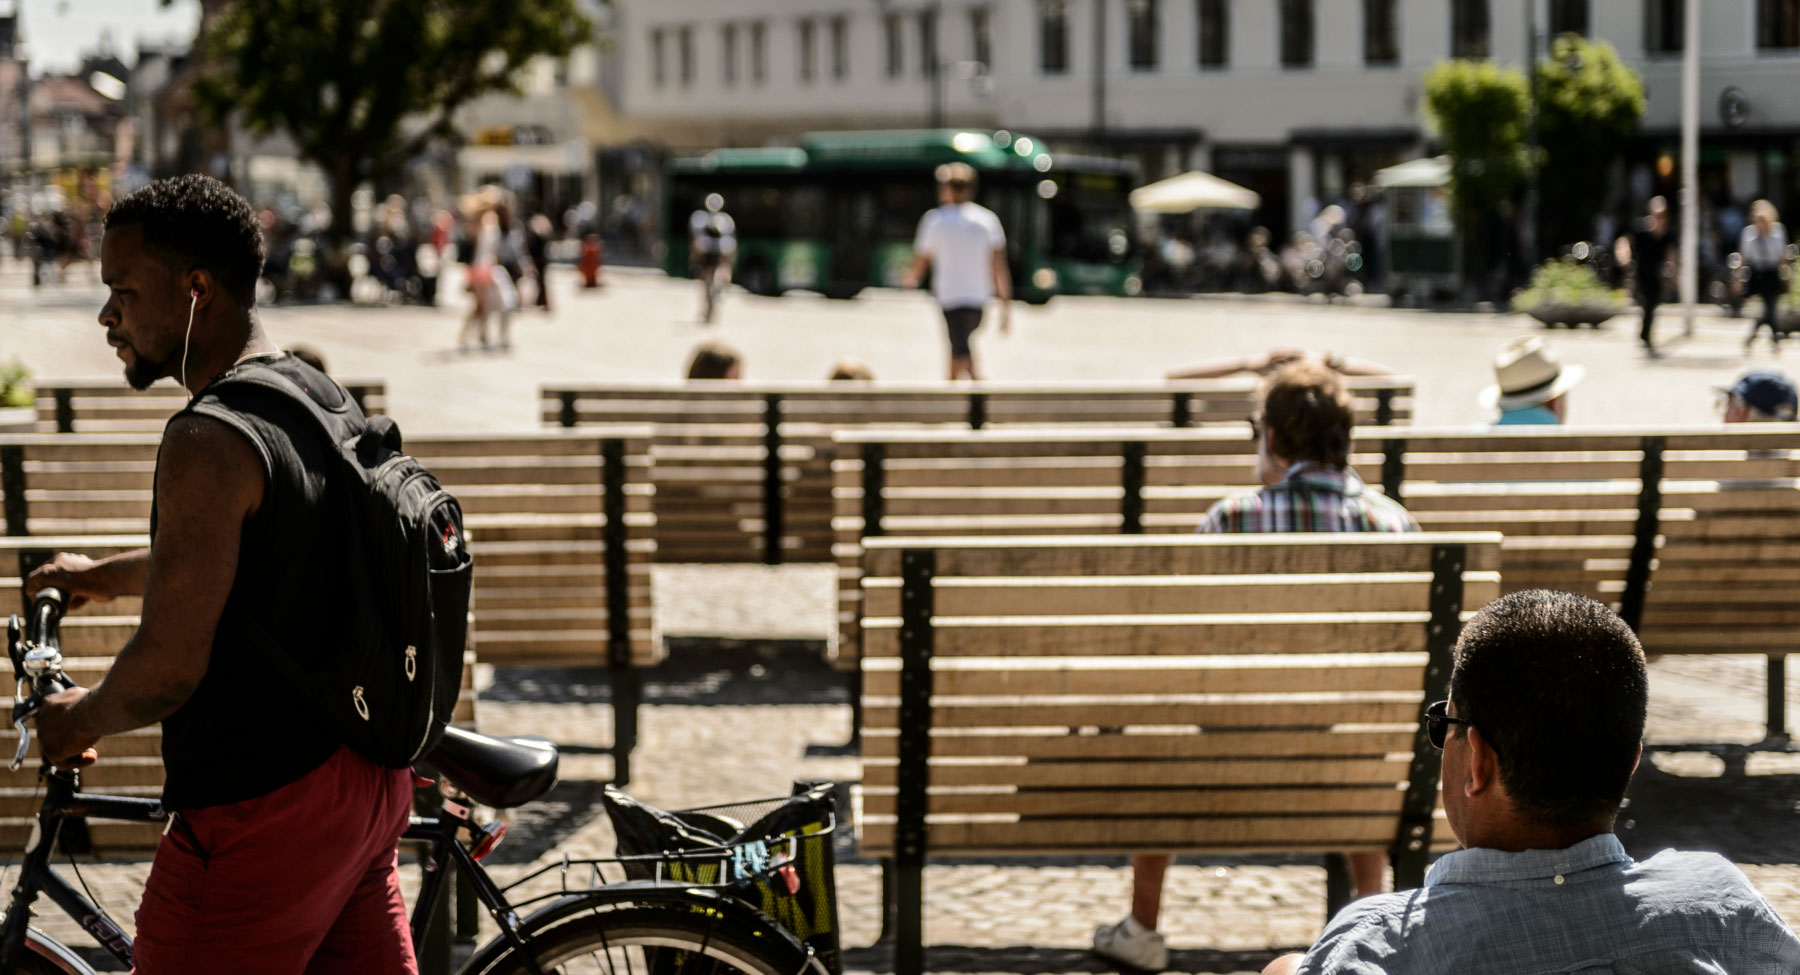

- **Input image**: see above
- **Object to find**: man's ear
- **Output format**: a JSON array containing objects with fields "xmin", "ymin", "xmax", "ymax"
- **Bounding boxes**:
[
  {"xmin": 1464, "ymin": 726, "xmax": 1501, "ymax": 798},
  {"xmin": 187, "ymin": 269, "xmax": 217, "ymax": 309},
  {"xmin": 1629, "ymin": 741, "xmax": 1642, "ymax": 778}
]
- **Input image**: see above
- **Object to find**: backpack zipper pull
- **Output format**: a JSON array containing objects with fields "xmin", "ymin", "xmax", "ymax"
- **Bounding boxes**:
[
  {"xmin": 404, "ymin": 646, "xmax": 418, "ymax": 681},
  {"xmin": 353, "ymin": 685, "xmax": 370, "ymax": 720}
]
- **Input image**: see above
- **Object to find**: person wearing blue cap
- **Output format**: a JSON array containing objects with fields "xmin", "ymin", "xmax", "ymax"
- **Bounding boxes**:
[{"xmin": 1719, "ymin": 371, "xmax": 1798, "ymax": 423}]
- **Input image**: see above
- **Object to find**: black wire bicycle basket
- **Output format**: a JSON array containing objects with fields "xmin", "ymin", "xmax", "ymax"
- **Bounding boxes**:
[{"xmin": 601, "ymin": 781, "xmax": 844, "ymax": 975}]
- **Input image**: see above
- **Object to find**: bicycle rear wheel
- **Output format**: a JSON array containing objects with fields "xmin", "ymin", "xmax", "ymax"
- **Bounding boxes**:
[{"xmin": 469, "ymin": 905, "xmax": 810, "ymax": 975}]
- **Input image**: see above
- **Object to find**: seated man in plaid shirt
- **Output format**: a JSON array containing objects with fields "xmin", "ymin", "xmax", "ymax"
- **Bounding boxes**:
[{"xmin": 1094, "ymin": 360, "xmax": 1417, "ymax": 972}]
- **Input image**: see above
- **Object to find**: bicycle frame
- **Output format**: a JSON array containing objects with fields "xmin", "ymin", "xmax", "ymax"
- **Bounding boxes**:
[
  {"xmin": 0, "ymin": 770, "xmax": 547, "ymax": 975},
  {"xmin": 0, "ymin": 769, "xmax": 162, "ymax": 971}
]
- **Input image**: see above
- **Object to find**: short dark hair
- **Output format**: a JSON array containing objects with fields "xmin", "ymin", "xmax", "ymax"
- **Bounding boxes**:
[
  {"xmin": 935, "ymin": 162, "xmax": 977, "ymax": 197},
  {"xmin": 1449, "ymin": 590, "xmax": 1647, "ymax": 825},
  {"xmin": 105, "ymin": 174, "xmax": 265, "ymax": 307},
  {"xmin": 686, "ymin": 340, "xmax": 742, "ymax": 380},
  {"xmin": 1258, "ymin": 360, "xmax": 1356, "ymax": 468}
]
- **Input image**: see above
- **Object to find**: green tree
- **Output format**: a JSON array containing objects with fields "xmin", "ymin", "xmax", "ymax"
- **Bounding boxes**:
[
  {"xmin": 1535, "ymin": 34, "xmax": 1646, "ymax": 251},
  {"xmin": 189, "ymin": 0, "xmax": 592, "ymax": 244},
  {"xmin": 1423, "ymin": 58, "xmax": 1531, "ymax": 297}
]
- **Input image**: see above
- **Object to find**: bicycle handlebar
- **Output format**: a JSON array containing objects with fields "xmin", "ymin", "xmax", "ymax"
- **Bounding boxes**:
[{"xmin": 7, "ymin": 588, "xmax": 88, "ymax": 771}]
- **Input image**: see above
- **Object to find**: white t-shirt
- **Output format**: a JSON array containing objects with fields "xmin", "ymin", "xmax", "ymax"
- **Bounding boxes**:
[
  {"xmin": 914, "ymin": 202, "xmax": 1006, "ymax": 310},
  {"xmin": 689, "ymin": 210, "xmax": 737, "ymax": 256}
]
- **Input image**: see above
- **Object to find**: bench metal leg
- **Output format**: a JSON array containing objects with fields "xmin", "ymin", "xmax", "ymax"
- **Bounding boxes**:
[
  {"xmin": 894, "ymin": 854, "xmax": 925, "ymax": 975},
  {"xmin": 612, "ymin": 661, "xmax": 639, "ymax": 786},
  {"xmin": 1323, "ymin": 854, "xmax": 1354, "ymax": 920},
  {"xmin": 877, "ymin": 857, "xmax": 897, "ymax": 944},
  {"xmin": 1769, "ymin": 654, "xmax": 1789, "ymax": 743}
]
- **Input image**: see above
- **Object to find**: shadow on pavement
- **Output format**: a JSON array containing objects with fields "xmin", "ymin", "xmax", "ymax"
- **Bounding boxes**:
[
  {"xmin": 482, "ymin": 638, "xmax": 847, "ymax": 707},
  {"xmin": 1619, "ymin": 749, "xmax": 1800, "ymax": 863},
  {"xmin": 841, "ymin": 944, "xmax": 1296, "ymax": 975}
]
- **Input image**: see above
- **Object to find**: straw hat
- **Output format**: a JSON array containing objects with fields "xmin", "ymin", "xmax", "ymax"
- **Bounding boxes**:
[{"xmin": 1478, "ymin": 336, "xmax": 1586, "ymax": 411}]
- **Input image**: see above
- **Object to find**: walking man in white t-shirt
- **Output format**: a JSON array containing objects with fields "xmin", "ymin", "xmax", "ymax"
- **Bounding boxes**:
[{"xmin": 905, "ymin": 163, "xmax": 1012, "ymax": 380}]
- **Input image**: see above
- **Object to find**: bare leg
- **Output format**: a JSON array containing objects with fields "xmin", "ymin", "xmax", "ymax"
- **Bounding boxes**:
[
  {"xmin": 950, "ymin": 355, "xmax": 977, "ymax": 381},
  {"xmin": 1130, "ymin": 854, "xmax": 1171, "ymax": 929},
  {"xmin": 1348, "ymin": 851, "xmax": 1386, "ymax": 898}
]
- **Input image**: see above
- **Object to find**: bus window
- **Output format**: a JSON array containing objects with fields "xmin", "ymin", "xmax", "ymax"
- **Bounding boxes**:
[{"xmin": 1046, "ymin": 173, "xmax": 1132, "ymax": 263}]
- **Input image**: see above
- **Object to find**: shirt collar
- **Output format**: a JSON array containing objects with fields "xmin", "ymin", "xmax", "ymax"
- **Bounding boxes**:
[
  {"xmin": 1426, "ymin": 833, "xmax": 1633, "ymax": 887},
  {"xmin": 1278, "ymin": 460, "xmax": 1364, "ymax": 496}
]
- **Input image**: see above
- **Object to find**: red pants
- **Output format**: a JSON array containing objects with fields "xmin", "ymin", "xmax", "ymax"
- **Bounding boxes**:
[{"xmin": 133, "ymin": 745, "xmax": 418, "ymax": 974}]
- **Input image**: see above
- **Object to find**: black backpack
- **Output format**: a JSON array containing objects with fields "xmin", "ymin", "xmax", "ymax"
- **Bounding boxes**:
[{"xmin": 196, "ymin": 360, "xmax": 473, "ymax": 768}]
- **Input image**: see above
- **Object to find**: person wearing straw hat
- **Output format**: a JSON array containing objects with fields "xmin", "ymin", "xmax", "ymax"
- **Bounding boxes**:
[{"xmin": 1480, "ymin": 337, "xmax": 1585, "ymax": 426}]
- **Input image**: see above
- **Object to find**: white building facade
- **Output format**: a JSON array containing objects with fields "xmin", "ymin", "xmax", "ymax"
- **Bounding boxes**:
[{"xmin": 605, "ymin": 0, "xmax": 1800, "ymax": 234}]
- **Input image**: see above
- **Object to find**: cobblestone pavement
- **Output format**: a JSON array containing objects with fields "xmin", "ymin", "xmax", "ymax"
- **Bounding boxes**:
[{"xmin": 3, "ymin": 262, "xmax": 1798, "ymax": 971}]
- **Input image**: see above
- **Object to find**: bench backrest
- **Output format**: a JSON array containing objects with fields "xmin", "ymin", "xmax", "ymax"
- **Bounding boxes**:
[
  {"xmin": 858, "ymin": 533, "xmax": 1499, "ymax": 872},
  {"xmin": 544, "ymin": 379, "xmax": 1414, "ymax": 565},
  {"xmin": 0, "ymin": 428, "xmax": 661, "ymax": 668},
  {"xmin": 0, "ymin": 536, "xmax": 478, "ymax": 854},
  {"xmin": 32, "ymin": 380, "xmax": 387, "ymax": 434},
  {"xmin": 833, "ymin": 424, "xmax": 1800, "ymax": 665}
]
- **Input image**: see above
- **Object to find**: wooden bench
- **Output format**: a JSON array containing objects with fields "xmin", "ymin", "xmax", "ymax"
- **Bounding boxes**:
[
  {"xmin": 543, "ymin": 379, "xmax": 1414, "ymax": 565},
  {"xmin": 857, "ymin": 533, "xmax": 1500, "ymax": 975},
  {"xmin": 32, "ymin": 379, "xmax": 386, "ymax": 433},
  {"xmin": 0, "ymin": 427, "xmax": 662, "ymax": 782},
  {"xmin": 834, "ymin": 424, "xmax": 1800, "ymax": 736},
  {"xmin": 0, "ymin": 536, "xmax": 479, "ymax": 855}
]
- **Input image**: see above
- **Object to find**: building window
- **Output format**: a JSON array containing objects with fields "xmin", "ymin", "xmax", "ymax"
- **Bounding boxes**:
[
  {"xmin": 1759, "ymin": 0, "xmax": 1800, "ymax": 49},
  {"xmin": 970, "ymin": 7, "xmax": 992, "ymax": 68},
  {"xmin": 1451, "ymin": 0, "xmax": 1490, "ymax": 58},
  {"xmin": 1197, "ymin": 0, "xmax": 1228, "ymax": 68},
  {"xmin": 1280, "ymin": 0, "xmax": 1314, "ymax": 68},
  {"xmin": 1128, "ymin": 0, "xmax": 1159, "ymax": 70},
  {"xmin": 831, "ymin": 17, "xmax": 849, "ymax": 79},
  {"xmin": 919, "ymin": 8, "xmax": 938, "ymax": 76},
  {"xmin": 751, "ymin": 21, "xmax": 767, "ymax": 83},
  {"xmin": 723, "ymin": 23, "xmax": 738, "ymax": 86},
  {"xmin": 885, "ymin": 12, "xmax": 904, "ymax": 77},
  {"xmin": 1364, "ymin": 0, "xmax": 1399, "ymax": 64},
  {"xmin": 679, "ymin": 25, "xmax": 695, "ymax": 85},
  {"xmin": 1040, "ymin": 0, "xmax": 1070, "ymax": 74},
  {"xmin": 652, "ymin": 28, "xmax": 666, "ymax": 87},
  {"xmin": 799, "ymin": 19, "xmax": 816, "ymax": 82},
  {"xmin": 1645, "ymin": 0, "xmax": 1684, "ymax": 54},
  {"xmin": 1548, "ymin": 0, "xmax": 1589, "ymax": 37}
]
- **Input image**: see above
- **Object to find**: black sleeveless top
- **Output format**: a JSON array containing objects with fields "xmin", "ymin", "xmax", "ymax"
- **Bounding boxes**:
[{"xmin": 152, "ymin": 354, "xmax": 347, "ymax": 809}]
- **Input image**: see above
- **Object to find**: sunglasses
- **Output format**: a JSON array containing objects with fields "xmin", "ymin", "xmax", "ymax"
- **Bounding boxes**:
[{"xmin": 1422, "ymin": 699, "xmax": 1477, "ymax": 749}]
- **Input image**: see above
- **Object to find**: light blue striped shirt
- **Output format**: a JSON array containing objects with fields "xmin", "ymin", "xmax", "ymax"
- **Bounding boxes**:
[{"xmin": 1298, "ymin": 834, "xmax": 1800, "ymax": 973}]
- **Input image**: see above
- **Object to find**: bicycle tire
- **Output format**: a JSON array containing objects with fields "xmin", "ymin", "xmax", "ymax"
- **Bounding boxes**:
[{"xmin": 468, "ymin": 904, "xmax": 810, "ymax": 975}]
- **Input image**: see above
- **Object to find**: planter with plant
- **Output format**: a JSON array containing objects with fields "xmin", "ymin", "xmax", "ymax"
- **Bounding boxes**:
[
  {"xmin": 1513, "ymin": 257, "xmax": 1629, "ymax": 328},
  {"xmin": 0, "ymin": 359, "xmax": 33, "ymax": 432}
]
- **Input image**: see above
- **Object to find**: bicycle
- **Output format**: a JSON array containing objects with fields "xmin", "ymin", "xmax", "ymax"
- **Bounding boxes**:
[{"xmin": 1, "ymin": 589, "xmax": 833, "ymax": 975}]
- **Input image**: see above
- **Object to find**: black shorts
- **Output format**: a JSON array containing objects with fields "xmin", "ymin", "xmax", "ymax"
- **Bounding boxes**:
[{"xmin": 943, "ymin": 306, "xmax": 983, "ymax": 359}]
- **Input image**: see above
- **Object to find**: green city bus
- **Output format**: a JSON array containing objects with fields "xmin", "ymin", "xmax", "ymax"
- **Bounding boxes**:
[{"xmin": 661, "ymin": 129, "xmax": 1140, "ymax": 303}]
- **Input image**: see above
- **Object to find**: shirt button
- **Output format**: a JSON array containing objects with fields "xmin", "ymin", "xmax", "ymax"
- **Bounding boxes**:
[{"xmin": 1554, "ymin": 875, "xmax": 1565, "ymax": 885}]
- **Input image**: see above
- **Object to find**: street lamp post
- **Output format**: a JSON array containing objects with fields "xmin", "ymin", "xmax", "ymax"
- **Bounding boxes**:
[
  {"xmin": 1523, "ymin": 0, "xmax": 1539, "ymax": 272},
  {"xmin": 1679, "ymin": 0, "xmax": 1700, "ymax": 337}
]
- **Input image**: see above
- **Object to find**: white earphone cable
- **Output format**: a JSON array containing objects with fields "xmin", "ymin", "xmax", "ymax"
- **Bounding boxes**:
[{"xmin": 180, "ymin": 291, "xmax": 197, "ymax": 389}]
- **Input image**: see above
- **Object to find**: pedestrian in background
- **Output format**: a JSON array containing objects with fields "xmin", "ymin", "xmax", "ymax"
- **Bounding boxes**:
[
  {"xmin": 905, "ymin": 163, "xmax": 1012, "ymax": 381},
  {"xmin": 526, "ymin": 213, "xmax": 554, "ymax": 314},
  {"xmin": 689, "ymin": 194, "xmax": 737, "ymax": 324},
  {"xmin": 1740, "ymin": 200, "xmax": 1790, "ymax": 353},
  {"xmin": 1626, "ymin": 197, "xmax": 1672, "ymax": 356}
]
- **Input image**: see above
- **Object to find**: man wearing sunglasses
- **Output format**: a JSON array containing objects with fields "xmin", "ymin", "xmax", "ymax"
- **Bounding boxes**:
[{"xmin": 1263, "ymin": 590, "xmax": 1800, "ymax": 974}]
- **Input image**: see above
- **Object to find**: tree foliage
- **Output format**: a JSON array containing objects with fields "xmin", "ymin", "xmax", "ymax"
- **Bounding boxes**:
[
  {"xmin": 190, "ymin": 0, "xmax": 593, "ymax": 240},
  {"xmin": 1535, "ymin": 35, "xmax": 1646, "ymax": 250},
  {"xmin": 1422, "ymin": 58, "xmax": 1531, "ymax": 233}
]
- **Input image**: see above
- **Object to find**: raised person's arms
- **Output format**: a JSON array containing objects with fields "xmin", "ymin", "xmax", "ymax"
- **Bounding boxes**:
[
  {"xmin": 34, "ymin": 413, "xmax": 263, "ymax": 766},
  {"xmin": 27, "ymin": 548, "xmax": 151, "ymax": 609}
]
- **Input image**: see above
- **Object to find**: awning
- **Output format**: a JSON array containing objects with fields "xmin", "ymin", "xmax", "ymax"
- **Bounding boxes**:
[
  {"xmin": 1373, "ymin": 156, "xmax": 1451, "ymax": 189},
  {"xmin": 1128, "ymin": 170, "xmax": 1261, "ymax": 213}
]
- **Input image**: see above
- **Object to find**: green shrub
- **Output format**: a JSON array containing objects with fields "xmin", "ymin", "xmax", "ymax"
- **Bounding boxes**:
[
  {"xmin": 0, "ymin": 360, "xmax": 30, "ymax": 409},
  {"xmin": 1513, "ymin": 257, "xmax": 1627, "ymax": 312}
]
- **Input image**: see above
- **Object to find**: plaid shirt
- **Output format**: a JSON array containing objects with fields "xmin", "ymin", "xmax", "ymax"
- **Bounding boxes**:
[{"xmin": 1199, "ymin": 461, "xmax": 1418, "ymax": 535}]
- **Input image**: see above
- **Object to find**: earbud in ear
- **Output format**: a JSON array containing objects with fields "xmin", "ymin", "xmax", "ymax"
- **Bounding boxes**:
[{"xmin": 191, "ymin": 289, "xmax": 200, "ymax": 298}]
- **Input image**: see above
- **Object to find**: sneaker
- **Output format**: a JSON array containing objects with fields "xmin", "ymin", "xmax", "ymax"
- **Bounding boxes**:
[{"xmin": 1092, "ymin": 916, "xmax": 1168, "ymax": 971}]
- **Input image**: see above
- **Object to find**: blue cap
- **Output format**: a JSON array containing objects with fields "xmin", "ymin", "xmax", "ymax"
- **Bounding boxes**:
[{"xmin": 1724, "ymin": 371, "xmax": 1798, "ymax": 418}]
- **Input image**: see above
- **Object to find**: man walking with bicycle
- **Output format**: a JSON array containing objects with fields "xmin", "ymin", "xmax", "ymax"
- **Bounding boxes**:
[{"xmin": 25, "ymin": 175, "xmax": 420, "ymax": 974}]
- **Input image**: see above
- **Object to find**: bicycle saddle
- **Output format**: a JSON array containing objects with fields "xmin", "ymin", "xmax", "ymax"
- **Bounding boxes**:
[{"xmin": 426, "ymin": 726, "xmax": 559, "ymax": 809}]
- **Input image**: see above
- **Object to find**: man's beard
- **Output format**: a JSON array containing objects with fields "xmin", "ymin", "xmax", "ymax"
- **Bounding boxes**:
[{"xmin": 117, "ymin": 338, "xmax": 175, "ymax": 391}]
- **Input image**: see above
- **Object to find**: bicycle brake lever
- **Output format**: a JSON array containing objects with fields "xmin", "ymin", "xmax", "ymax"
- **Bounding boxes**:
[{"xmin": 10, "ymin": 714, "xmax": 30, "ymax": 772}]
